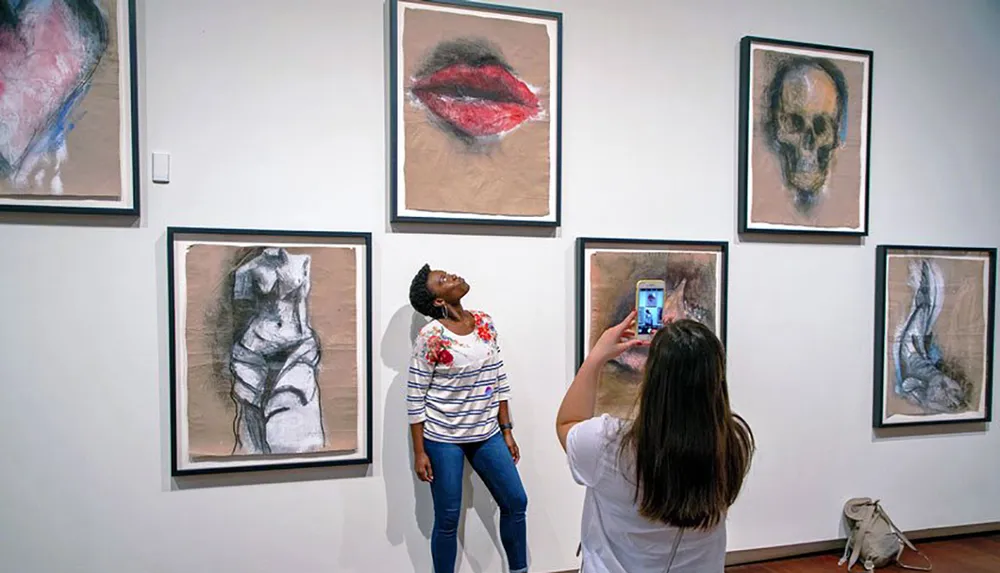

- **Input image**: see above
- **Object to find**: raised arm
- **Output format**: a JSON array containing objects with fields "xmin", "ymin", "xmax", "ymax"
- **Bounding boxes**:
[{"xmin": 556, "ymin": 311, "xmax": 644, "ymax": 451}]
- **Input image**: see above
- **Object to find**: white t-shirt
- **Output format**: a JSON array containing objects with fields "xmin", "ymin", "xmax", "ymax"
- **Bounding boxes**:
[{"xmin": 566, "ymin": 414, "xmax": 727, "ymax": 573}]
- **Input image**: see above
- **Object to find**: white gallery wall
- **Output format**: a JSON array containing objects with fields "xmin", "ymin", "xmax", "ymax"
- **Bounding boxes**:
[{"xmin": 1, "ymin": 0, "xmax": 999, "ymax": 572}]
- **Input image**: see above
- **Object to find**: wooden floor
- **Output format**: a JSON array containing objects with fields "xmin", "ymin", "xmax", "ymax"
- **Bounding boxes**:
[{"xmin": 726, "ymin": 533, "xmax": 1000, "ymax": 572}]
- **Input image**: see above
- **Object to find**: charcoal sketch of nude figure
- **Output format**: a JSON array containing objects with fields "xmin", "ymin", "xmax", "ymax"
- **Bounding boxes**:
[{"xmin": 229, "ymin": 247, "xmax": 325, "ymax": 455}]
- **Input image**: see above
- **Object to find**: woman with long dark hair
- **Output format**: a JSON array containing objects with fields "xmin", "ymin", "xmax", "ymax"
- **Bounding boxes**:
[{"xmin": 556, "ymin": 311, "xmax": 755, "ymax": 572}]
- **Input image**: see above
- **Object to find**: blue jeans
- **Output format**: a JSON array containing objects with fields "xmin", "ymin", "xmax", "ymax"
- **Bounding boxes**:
[{"xmin": 423, "ymin": 431, "xmax": 528, "ymax": 573}]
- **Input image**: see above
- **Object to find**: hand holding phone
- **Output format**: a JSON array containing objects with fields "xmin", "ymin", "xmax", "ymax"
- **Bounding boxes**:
[
  {"xmin": 589, "ymin": 310, "xmax": 649, "ymax": 365},
  {"xmin": 635, "ymin": 279, "xmax": 666, "ymax": 340}
]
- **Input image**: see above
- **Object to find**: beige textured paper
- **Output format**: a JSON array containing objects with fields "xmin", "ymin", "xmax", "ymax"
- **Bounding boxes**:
[
  {"xmin": 749, "ymin": 48, "xmax": 866, "ymax": 229},
  {"xmin": 883, "ymin": 253, "xmax": 987, "ymax": 418},
  {"xmin": 588, "ymin": 248, "xmax": 720, "ymax": 419},
  {"xmin": 401, "ymin": 6, "xmax": 551, "ymax": 216},
  {"xmin": 183, "ymin": 245, "xmax": 359, "ymax": 459},
  {"xmin": 0, "ymin": 0, "xmax": 123, "ymax": 199}
]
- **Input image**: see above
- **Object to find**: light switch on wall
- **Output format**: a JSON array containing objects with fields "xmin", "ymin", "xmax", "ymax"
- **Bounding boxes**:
[{"xmin": 152, "ymin": 152, "xmax": 170, "ymax": 184}]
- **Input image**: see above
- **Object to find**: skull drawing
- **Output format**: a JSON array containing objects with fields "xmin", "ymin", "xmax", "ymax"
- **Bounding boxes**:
[{"xmin": 765, "ymin": 57, "xmax": 847, "ymax": 210}]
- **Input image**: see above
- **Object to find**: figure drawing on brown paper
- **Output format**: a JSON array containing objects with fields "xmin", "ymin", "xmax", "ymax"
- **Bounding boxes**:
[
  {"xmin": 389, "ymin": 0, "xmax": 562, "ymax": 226},
  {"xmin": 168, "ymin": 229, "xmax": 373, "ymax": 475},
  {"xmin": 0, "ymin": 0, "xmax": 139, "ymax": 215},
  {"xmin": 228, "ymin": 247, "xmax": 325, "ymax": 455},
  {"xmin": 577, "ymin": 239, "xmax": 728, "ymax": 419},
  {"xmin": 738, "ymin": 36, "xmax": 872, "ymax": 236},
  {"xmin": 874, "ymin": 246, "xmax": 996, "ymax": 427}
]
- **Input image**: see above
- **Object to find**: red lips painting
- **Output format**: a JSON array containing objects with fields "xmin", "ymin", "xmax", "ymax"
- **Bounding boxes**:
[
  {"xmin": 0, "ymin": 0, "xmax": 134, "ymax": 214},
  {"xmin": 392, "ymin": 0, "xmax": 561, "ymax": 224},
  {"xmin": 409, "ymin": 39, "xmax": 542, "ymax": 141}
]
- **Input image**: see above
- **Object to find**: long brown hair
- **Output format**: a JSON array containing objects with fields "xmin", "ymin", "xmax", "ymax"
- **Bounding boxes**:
[{"xmin": 617, "ymin": 319, "xmax": 755, "ymax": 530}]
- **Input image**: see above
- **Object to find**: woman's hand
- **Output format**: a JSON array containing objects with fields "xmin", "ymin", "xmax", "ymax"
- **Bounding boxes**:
[
  {"xmin": 557, "ymin": 310, "xmax": 648, "ymax": 451},
  {"xmin": 503, "ymin": 431, "xmax": 520, "ymax": 464},
  {"xmin": 414, "ymin": 451, "xmax": 434, "ymax": 482},
  {"xmin": 588, "ymin": 310, "xmax": 648, "ymax": 365}
]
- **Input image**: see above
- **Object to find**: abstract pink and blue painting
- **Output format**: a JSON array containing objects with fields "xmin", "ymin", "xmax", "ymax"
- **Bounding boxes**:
[{"xmin": 0, "ymin": 0, "xmax": 136, "ymax": 214}]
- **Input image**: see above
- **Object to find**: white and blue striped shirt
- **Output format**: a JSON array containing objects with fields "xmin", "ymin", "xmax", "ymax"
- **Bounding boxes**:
[{"xmin": 407, "ymin": 310, "xmax": 511, "ymax": 443}]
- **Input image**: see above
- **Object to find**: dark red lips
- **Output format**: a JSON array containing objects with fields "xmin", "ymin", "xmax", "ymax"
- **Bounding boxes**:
[{"xmin": 410, "ymin": 63, "xmax": 541, "ymax": 138}]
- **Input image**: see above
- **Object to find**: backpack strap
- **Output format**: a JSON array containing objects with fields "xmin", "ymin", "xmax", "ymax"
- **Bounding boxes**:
[
  {"xmin": 874, "ymin": 503, "xmax": 932, "ymax": 571},
  {"xmin": 664, "ymin": 529, "xmax": 684, "ymax": 573},
  {"xmin": 578, "ymin": 529, "xmax": 685, "ymax": 572},
  {"xmin": 844, "ymin": 501, "xmax": 879, "ymax": 570}
]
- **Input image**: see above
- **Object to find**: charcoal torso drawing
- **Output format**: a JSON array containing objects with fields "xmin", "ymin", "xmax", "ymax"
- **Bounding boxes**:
[
  {"xmin": 892, "ymin": 259, "xmax": 970, "ymax": 414},
  {"xmin": 230, "ymin": 247, "xmax": 325, "ymax": 455}
]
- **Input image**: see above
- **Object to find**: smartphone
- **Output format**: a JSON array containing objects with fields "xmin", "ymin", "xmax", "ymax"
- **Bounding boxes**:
[{"xmin": 635, "ymin": 279, "xmax": 666, "ymax": 339}]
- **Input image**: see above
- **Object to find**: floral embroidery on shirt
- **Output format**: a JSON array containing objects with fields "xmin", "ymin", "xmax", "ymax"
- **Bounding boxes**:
[
  {"xmin": 420, "ymin": 328, "xmax": 455, "ymax": 366},
  {"xmin": 407, "ymin": 309, "xmax": 510, "ymax": 441},
  {"xmin": 413, "ymin": 311, "xmax": 501, "ymax": 368},
  {"xmin": 473, "ymin": 311, "xmax": 498, "ymax": 346}
]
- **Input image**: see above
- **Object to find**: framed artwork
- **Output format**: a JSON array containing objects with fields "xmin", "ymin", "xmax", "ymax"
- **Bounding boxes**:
[
  {"xmin": 0, "ymin": 0, "xmax": 139, "ymax": 216},
  {"xmin": 388, "ymin": 0, "xmax": 562, "ymax": 227},
  {"xmin": 575, "ymin": 237, "xmax": 729, "ymax": 419},
  {"xmin": 738, "ymin": 36, "xmax": 873, "ymax": 236},
  {"xmin": 873, "ymin": 245, "xmax": 996, "ymax": 428},
  {"xmin": 167, "ymin": 227, "xmax": 373, "ymax": 476}
]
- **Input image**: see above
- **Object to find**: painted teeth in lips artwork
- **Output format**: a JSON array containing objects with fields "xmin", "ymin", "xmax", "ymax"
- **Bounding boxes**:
[{"xmin": 407, "ymin": 38, "xmax": 544, "ymax": 147}]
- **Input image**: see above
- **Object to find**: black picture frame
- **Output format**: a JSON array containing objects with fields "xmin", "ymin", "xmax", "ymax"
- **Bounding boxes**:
[
  {"xmin": 167, "ymin": 227, "xmax": 374, "ymax": 476},
  {"xmin": 0, "ymin": 0, "xmax": 140, "ymax": 217},
  {"xmin": 737, "ymin": 35, "xmax": 873, "ymax": 237},
  {"xmin": 873, "ymin": 244, "xmax": 997, "ymax": 428},
  {"xmin": 388, "ymin": 0, "xmax": 563, "ymax": 228},
  {"xmin": 574, "ymin": 237, "xmax": 730, "ymax": 371}
]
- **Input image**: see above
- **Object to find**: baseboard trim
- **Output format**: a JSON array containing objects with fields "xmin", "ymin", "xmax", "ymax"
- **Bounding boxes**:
[
  {"xmin": 724, "ymin": 520, "xmax": 1000, "ymax": 566},
  {"xmin": 548, "ymin": 521, "xmax": 1000, "ymax": 572}
]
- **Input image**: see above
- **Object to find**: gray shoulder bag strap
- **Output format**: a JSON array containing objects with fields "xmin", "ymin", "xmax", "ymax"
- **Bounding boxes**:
[{"xmin": 664, "ymin": 529, "xmax": 684, "ymax": 572}]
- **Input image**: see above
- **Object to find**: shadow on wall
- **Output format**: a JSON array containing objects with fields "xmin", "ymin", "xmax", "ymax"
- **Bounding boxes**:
[{"xmin": 381, "ymin": 304, "xmax": 506, "ymax": 573}]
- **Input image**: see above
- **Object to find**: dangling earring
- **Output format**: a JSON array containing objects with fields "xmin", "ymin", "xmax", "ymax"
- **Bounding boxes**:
[{"xmin": 439, "ymin": 306, "xmax": 447, "ymax": 320}]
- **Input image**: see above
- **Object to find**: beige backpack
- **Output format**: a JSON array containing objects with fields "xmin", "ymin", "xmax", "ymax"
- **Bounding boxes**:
[{"xmin": 838, "ymin": 497, "xmax": 932, "ymax": 571}]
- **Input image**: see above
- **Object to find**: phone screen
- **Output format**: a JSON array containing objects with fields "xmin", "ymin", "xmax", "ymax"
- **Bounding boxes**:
[{"xmin": 637, "ymin": 286, "xmax": 665, "ymax": 335}]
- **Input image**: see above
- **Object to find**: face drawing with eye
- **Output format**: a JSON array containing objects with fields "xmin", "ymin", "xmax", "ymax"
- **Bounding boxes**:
[
  {"xmin": 587, "ymin": 250, "xmax": 722, "ymax": 419},
  {"xmin": 589, "ymin": 251, "xmax": 718, "ymax": 385},
  {"xmin": 764, "ymin": 57, "xmax": 848, "ymax": 213},
  {"xmin": 407, "ymin": 37, "xmax": 544, "ymax": 151}
]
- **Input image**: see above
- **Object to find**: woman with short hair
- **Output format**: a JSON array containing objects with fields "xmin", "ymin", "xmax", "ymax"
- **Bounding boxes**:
[{"xmin": 407, "ymin": 264, "xmax": 528, "ymax": 573}]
